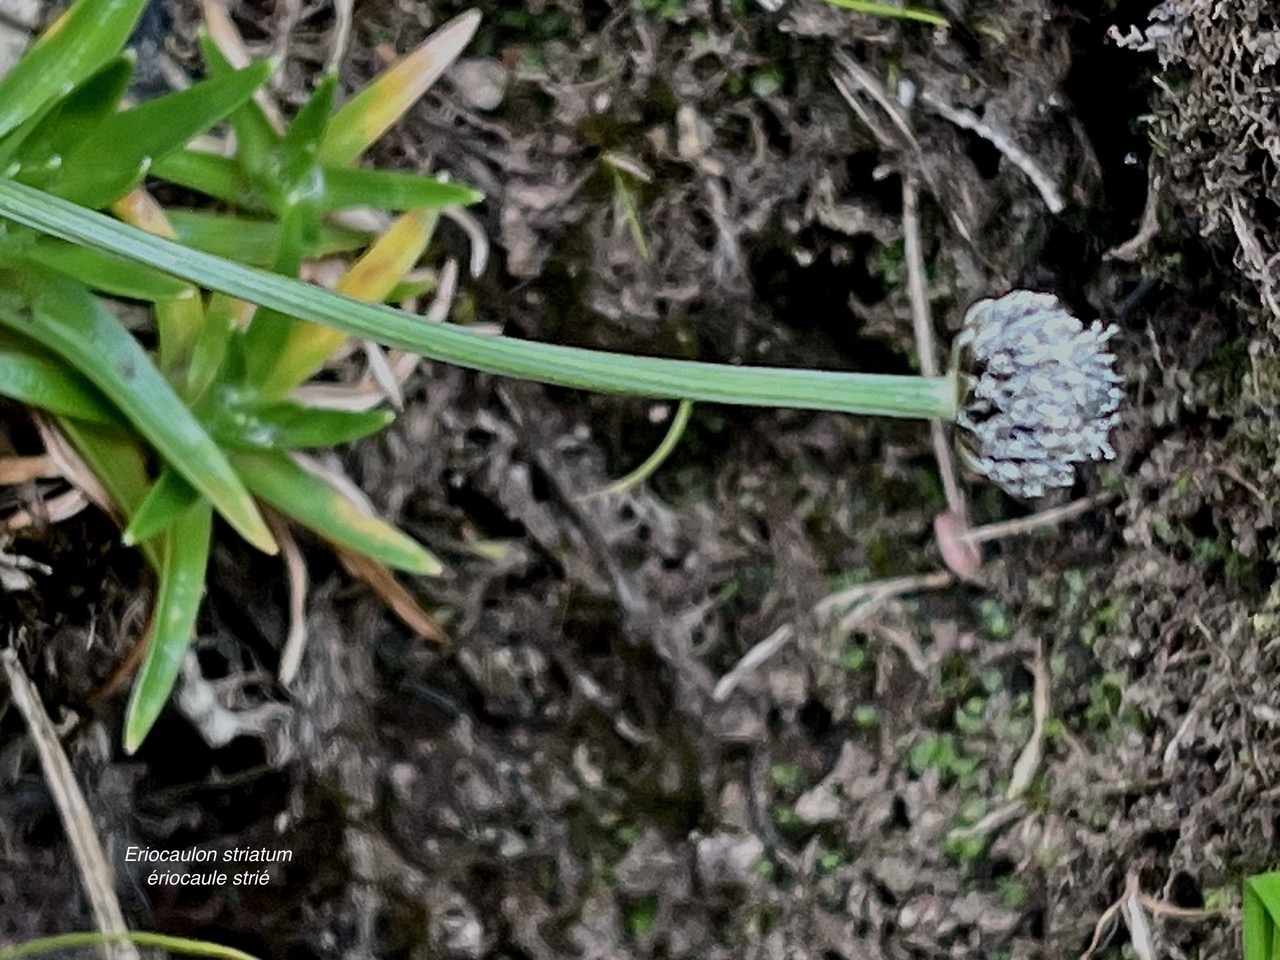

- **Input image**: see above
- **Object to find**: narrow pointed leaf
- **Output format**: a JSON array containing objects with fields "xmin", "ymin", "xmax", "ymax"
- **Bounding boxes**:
[
  {"xmin": 201, "ymin": 397, "xmax": 393, "ymax": 450},
  {"xmin": 320, "ymin": 9, "xmax": 481, "ymax": 167},
  {"xmin": 55, "ymin": 416, "xmax": 160, "ymax": 570},
  {"xmin": 280, "ymin": 74, "xmax": 338, "ymax": 184},
  {"xmin": 123, "ymin": 500, "xmax": 212, "ymax": 754},
  {"xmin": 271, "ymin": 184, "xmax": 323, "ymax": 277},
  {"xmin": 249, "ymin": 207, "xmax": 437, "ymax": 391},
  {"xmin": 149, "ymin": 151, "xmax": 265, "ymax": 210},
  {"xmin": 319, "ymin": 167, "xmax": 482, "ymax": 212},
  {"xmin": 198, "ymin": 33, "xmax": 280, "ymax": 180},
  {"xmin": 0, "ymin": 339, "xmax": 117, "ymax": 422},
  {"xmin": 56, "ymin": 60, "xmax": 275, "ymax": 208},
  {"xmin": 334, "ymin": 209, "xmax": 439, "ymax": 301},
  {"xmin": 0, "ymin": 263, "xmax": 276, "ymax": 553},
  {"xmin": 166, "ymin": 209, "xmax": 367, "ymax": 265},
  {"xmin": 232, "ymin": 450, "xmax": 442, "ymax": 575},
  {"xmin": 1245, "ymin": 873, "xmax": 1280, "ymax": 960},
  {"xmin": 0, "ymin": 0, "xmax": 147, "ymax": 140},
  {"xmin": 185, "ymin": 293, "xmax": 239, "ymax": 400},
  {"xmin": 124, "ymin": 466, "xmax": 200, "ymax": 544},
  {"xmin": 824, "ymin": 0, "xmax": 947, "ymax": 26},
  {"xmin": 23, "ymin": 238, "xmax": 189, "ymax": 300},
  {"xmin": 110, "ymin": 189, "xmax": 205, "ymax": 372},
  {"xmin": 0, "ymin": 100, "xmax": 60, "ymax": 169},
  {"xmin": 13, "ymin": 56, "xmax": 134, "ymax": 168}
]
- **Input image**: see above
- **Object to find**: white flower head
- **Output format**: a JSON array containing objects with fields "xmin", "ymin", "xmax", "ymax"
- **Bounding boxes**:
[{"xmin": 955, "ymin": 291, "xmax": 1124, "ymax": 499}]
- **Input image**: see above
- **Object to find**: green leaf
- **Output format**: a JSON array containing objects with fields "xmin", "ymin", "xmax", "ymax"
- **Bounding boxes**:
[
  {"xmin": 245, "ymin": 207, "xmax": 438, "ymax": 393},
  {"xmin": 0, "ymin": 336, "xmax": 117, "ymax": 422},
  {"xmin": 1246, "ymin": 873, "xmax": 1280, "ymax": 960},
  {"xmin": 320, "ymin": 167, "xmax": 483, "ymax": 212},
  {"xmin": 201, "ymin": 394, "xmax": 394, "ymax": 450},
  {"xmin": 55, "ymin": 416, "xmax": 160, "ymax": 570},
  {"xmin": 591, "ymin": 398, "xmax": 692, "ymax": 496},
  {"xmin": 271, "ymin": 184, "xmax": 323, "ymax": 277},
  {"xmin": 11, "ymin": 56, "xmax": 134, "ymax": 172},
  {"xmin": 23, "ymin": 238, "xmax": 189, "ymax": 300},
  {"xmin": 0, "ymin": 100, "xmax": 60, "ymax": 170},
  {"xmin": 149, "ymin": 151, "xmax": 265, "ymax": 210},
  {"xmin": 280, "ymin": 74, "xmax": 338, "ymax": 184},
  {"xmin": 55, "ymin": 60, "xmax": 276, "ymax": 208},
  {"xmin": 259, "ymin": 79, "xmax": 339, "ymax": 278},
  {"xmin": 197, "ymin": 33, "xmax": 280, "ymax": 182},
  {"xmin": 184, "ymin": 294, "xmax": 238, "ymax": 400},
  {"xmin": 319, "ymin": 10, "xmax": 481, "ymax": 168},
  {"xmin": 0, "ymin": 263, "xmax": 276, "ymax": 553},
  {"xmin": 123, "ymin": 500, "xmax": 212, "ymax": 754},
  {"xmin": 238, "ymin": 306, "xmax": 299, "ymax": 389},
  {"xmin": 166, "ymin": 209, "xmax": 367, "ymax": 266},
  {"xmin": 0, "ymin": 0, "xmax": 147, "ymax": 141},
  {"xmin": 232, "ymin": 450, "xmax": 441, "ymax": 575},
  {"xmin": 0, "ymin": 929, "xmax": 264, "ymax": 960},
  {"xmin": 823, "ymin": 0, "xmax": 947, "ymax": 26},
  {"xmin": 124, "ymin": 466, "xmax": 201, "ymax": 544}
]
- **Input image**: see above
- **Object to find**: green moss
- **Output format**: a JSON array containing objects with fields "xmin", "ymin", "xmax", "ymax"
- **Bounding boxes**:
[
  {"xmin": 625, "ymin": 894, "xmax": 659, "ymax": 938},
  {"xmin": 769, "ymin": 764, "xmax": 805, "ymax": 790},
  {"xmin": 979, "ymin": 598, "xmax": 1011, "ymax": 640},
  {"xmin": 853, "ymin": 704, "xmax": 880, "ymax": 728},
  {"xmin": 909, "ymin": 733, "xmax": 978, "ymax": 785},
  {"xmin": 998, "ymin": 876, "xmax": 1029, "ymax": 908},
  {"xmin": 842, "ymin": 644, "xmax": 870, "ymax": 672}
]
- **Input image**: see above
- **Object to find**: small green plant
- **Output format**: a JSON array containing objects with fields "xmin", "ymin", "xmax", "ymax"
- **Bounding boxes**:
[
  {"xmin": 632, "ymin": 0, "xmax": 688, "ymax": 22},
  {"xmin": 941, "ymin": 831, "xmax": 986, "ymax": 864},
  {"xmin": 1246, "ymin": 872, "xmax": 1280, "ymax": 960},
  {"xmin": 769, "ymin": 763, "xmax": 806, "ymax": 790},
  {"xmin": 997, "ymin": 875, "xmax": 1028, "ymax": 909},
  {"xmin": 978, "ymin": 598, "xmax": 1011, "ymax": 639},
  {"xmin": 908, "ymin": 733, "xmax": 978, "ymax": 784},
  {"xmin": 841, "ymin": 643, "xmax": 869, "ymax": 671},
  {"xmin": 816, "ymin": 847, "xmax": 846, "ymax": 874},
  {"xmin": 0, "ymin": 0, "xmax": 480, "ymax": 751},
  {"xmin": 0, "ymin": 2, "xmax": 1124, "ymax": 755},
  {"xmin": 625, "ymin": 893, "xmax": 660, "ymax": 938}
]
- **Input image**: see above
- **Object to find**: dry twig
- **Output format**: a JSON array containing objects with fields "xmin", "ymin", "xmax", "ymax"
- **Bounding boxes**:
[
  {"xmin": 270, "ymin": 511, "xmax": 311, "ymax": 687},
  {"xmin": 335, "ymin": 545, "xmax": 450, "ymax": 646},
  {"xmin": 714, "ymin": 571, "xmax": 953, "ymax": 701},
  {"xmin": 960, "ymin": 492, "xmax": 1114, "ymax": 544},
  {"xmin": 2, "ymin": 488, "xmax": 90, "ymax": 532},
  {"xmin": 919, "ymin": 89, "xmax": 1066, "ymax": 214},
  {"xmin": 1, "ymin": 649, "xmax": 140, "ymax": 960},
  {"xmin": 326, "ymin": 0, "xmax": 355, "ymax": 74},
  {"xmin": 0, "ymin": 455, "xmax": 58, "ymax": 485},
  {"xmin": 902, "ymin": 177, "xmax": 966, "ymax": 522},
  {"xmin": 1106, "ymin": 172, "xmax": 1163, "ymax": 261},
  {"xmin": 1006, "ymin": 638, "xmax": 1049, "ymax": 799}
]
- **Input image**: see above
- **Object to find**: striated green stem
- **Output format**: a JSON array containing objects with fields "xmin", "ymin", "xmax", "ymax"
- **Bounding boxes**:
[{"xmin": 0, "ymin": 179, "xmax": 959, "ymax": 420}]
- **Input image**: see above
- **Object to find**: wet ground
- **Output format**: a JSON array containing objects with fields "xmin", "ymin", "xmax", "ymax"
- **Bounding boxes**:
[{"xmin": 3, "ymin": 0, "xmax": 1280, "ymax": 957}]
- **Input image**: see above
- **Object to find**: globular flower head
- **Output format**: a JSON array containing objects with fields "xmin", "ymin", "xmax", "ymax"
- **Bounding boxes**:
[{"xmin": 954, "ymin": 291, "xmax": 1124, "ymax": 499}]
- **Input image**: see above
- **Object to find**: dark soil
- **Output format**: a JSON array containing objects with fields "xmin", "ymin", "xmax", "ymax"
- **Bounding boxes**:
[{"xmin": 3, "ymin": 0, "xmax": 1279, "ymax": 958}]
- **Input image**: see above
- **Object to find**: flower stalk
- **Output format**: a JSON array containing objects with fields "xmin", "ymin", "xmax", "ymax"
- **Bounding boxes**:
[
  {"xmin": 0, "ymin": 180, "xmax": 1124, "ymax": 499},
  {"xmin": 0, "ymin": 178, "xmax": 958, "ymax": 419}
]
